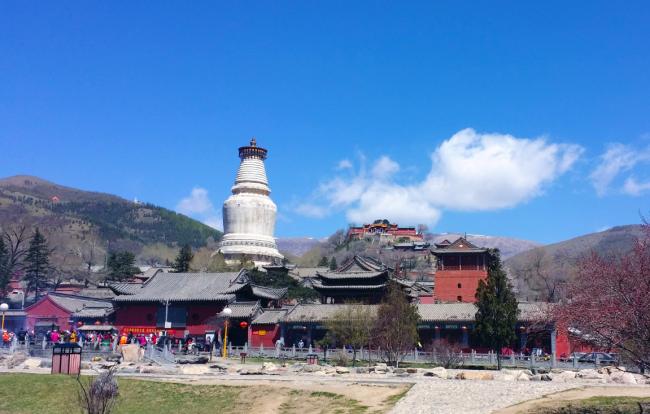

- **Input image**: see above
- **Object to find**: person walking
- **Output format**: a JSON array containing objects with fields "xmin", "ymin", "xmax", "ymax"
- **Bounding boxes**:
[
  {"xmin": 69, "ymin": 331, "xmax": 77, "ymax": 343},
  {"xmin": 139, "ymin": 334, "xmax": 147, "ymax": 347},
  {"xmin": 50, "ymin": 330, "xmax": 59, "ymax": 343},
  {"xmin": 298, "ymin": 339, "xmax": 304, "ymax": 350},
  {"xmin": 2, "ymin": 331, "xmax": 9, "ymax": 348}
]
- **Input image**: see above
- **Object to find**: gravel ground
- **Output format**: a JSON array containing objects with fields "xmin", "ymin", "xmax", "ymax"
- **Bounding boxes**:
[{"xmin": 389, "ymin": 379, "xmax": 576, "ymax": 414}]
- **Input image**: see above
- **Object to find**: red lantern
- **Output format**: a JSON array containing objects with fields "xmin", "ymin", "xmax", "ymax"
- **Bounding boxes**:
[
  {"xmin": 434, "ymin": 326, "xmax": 440, "ymax": 331},
  {"xmin": 94, "ymin": 321, "xmax": 101, "ymax": 325},
  {"xmin": 461, "ymin": 326, "xmax": 467, "ymax": 331},
  {"xmin": 519, "ymin": 326, "xmax": 526, "ymax": 332},
  {"xmin": 77, "ymin": 322, "xmax": 83, "ymax": 326},
  {"xmin": 302, "ymin": 326, "xmax": 307, "ymax": 331},
  {"xmin": 240, "ymin": 321, "xmax": 248, "ymax": 329}
]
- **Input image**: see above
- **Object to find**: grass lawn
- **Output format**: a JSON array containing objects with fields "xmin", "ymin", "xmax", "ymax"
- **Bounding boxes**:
[
  {"xmin": 0, "ymin": 373, "xmax": 393, "ymax": 414},
  {"xmin": 529, "ymin": 396, "xmax": 650, "ymax": 414}
]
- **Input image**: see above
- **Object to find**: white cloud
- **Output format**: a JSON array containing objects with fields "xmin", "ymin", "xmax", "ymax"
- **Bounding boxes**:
[
  {"xmin": 203, "ymin": 216, "xmax": 224, "ymax": 232},
  {"xmin": 421, "ymin": 129, "xmax": 583, "ymax": 210},
  {"xmin": 622, "ymin": 177, "xmax": 650, "ymax": 196},
  {"xmin": 294, "ymin": 128, "xmax": 582, "ymax": 227},
  {"xmin": 176, "ymin": 187, "xmax": 223, "ymax": 231},
  {"xmin": 176, "ymin": 188, "xmax": 214, "ymax": 215},
  {"xmin": 337, "ymin": 159, "xmax": 353, "ymax": 170},
  {"xmin": 590, "ymin": 143, "xmax": 650, "ymax": 196}
]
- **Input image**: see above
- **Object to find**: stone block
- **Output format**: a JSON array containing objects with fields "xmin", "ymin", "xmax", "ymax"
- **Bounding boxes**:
[
  {"xmin": 407, "ymin": 368, "xmax": 418, "ymax": 374},
  {"xmin": 303, "ymin": 364, "xmax": 323, "ymax": 372},
  {"xmin": 609, "ymin": 371, "xmax": 636, "ymax": 384},
  {"xmin": 261, "ymin": 362, "xmax": 277, "ymax": 372},
  {"xmin": 393, "ymin": 368, "xmax": 406, "ymax": 374},
  {"xmin": 181, "ymin": 365, "xmax": 211, "ymax": 375},
  {"xmin": 23, "ymin": 358, "xmax": 42, "ymax": 369},
  {"xmin": 117, "ymin": 344, "xmax": 143, "ymax": 362},
  {"xmin": 456, "ymin": 371, "xmax": 493, "ymax": 380},
  {"xmin": 517, "ymin": 373, "xmax": 530, "ymax": 381},
  {"xmin": 336, "ymin": 367, "xmax": 350, "ymax": 374},
  {"xmin": 177, "ymin": 355, "xmax": 209, "ymax": 364}
]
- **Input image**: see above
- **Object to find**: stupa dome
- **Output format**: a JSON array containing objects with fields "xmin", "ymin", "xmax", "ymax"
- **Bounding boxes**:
[{"xmin": 218, "ymin": 137, "xmax": 283, "ymax": 264}]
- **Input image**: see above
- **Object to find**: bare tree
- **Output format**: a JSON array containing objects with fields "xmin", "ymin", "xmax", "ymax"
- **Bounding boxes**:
[
  {"xmin": 324, "ymin": 303, "xmax": 377, "ymax": 366},
  {"xmin": 74, "ymin": 234, "xmax": 106, "ymax": 274},
  {"xmin": 424, "ymin": 232, "xmax": 435, "ymax": 242},
  {"xmin": 0, "ymin": 223, "xmax": 32, "ymax": 272},
  {"xmin": 516, "ymin": 248, "xmax": 568, "ymax": 302},
  {"xmin": 414, "ymin": 261, "xmax": 432, "ymax": 280},
  {"xmin": 375, "ymin": 282, "xmax": 420, "ymax": 367},
  {"xmin": 327, "ymin": 229, "xmax": 347, "ymax": 250},
  {"xmin": 76, "ymin": 366, "xmax": 119, "ymax": 414},
  {"xmin": 416, "ymin": 224, "xmax": 429, "ymax": 235}
]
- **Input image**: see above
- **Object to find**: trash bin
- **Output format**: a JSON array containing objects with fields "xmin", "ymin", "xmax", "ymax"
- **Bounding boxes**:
[
  {"xmin": 52, "ymin": 343, "xmax": 82, "ymax": 374},
  {"xmin": 306, "ymin": 354, "xmax": 318, "ymax": 365}
]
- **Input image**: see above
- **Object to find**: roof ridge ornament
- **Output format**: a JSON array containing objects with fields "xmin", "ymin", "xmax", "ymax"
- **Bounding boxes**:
[{"xmin": 251, "ymin": 136, "xmax": 256, "ymax": 147}]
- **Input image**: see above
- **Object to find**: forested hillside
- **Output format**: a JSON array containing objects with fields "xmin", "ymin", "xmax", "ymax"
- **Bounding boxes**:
[{"xmin": 0, "ymin": 175, "xmax": 222, "ymax": 252}]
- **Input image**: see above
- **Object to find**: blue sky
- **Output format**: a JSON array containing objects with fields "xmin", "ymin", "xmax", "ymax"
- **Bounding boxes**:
[{"xmin": 2, "ymin": 2, "xmax": 650, "ymax": 244}]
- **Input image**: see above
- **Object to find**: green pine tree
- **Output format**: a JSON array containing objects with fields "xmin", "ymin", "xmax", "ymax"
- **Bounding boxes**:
[
  {"xmin": 173, "ymin": 243, "xmax": 194, "ymax": 273},
  {"xmin": 23, "ymin": 228, "xmax": 51, "ymax": 299},
  {"xmin": 473, "ymin": 248, "xmax": 520, "ymax": 370},
  {"xmin": 107, "ymin": 251, "xmax": 139, "ymax": 281},
  {"xmin": 317, "ymin": 256, "xmax": 329, "ymax": 267},
  {"xmin": 329, "ymin": 257, "xmax": 338, "ymax": 271},
  {"xmin": 0, "ymin": 237, "xmax": 12, "ymax": 301}
]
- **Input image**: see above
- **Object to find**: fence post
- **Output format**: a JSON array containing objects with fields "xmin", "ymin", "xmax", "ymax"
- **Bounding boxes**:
[
  {"xmin": 228, "ymin": 342, "xmax": 232, "ymax": 357},
  {"xmin": 595, "ymin": 354, "xmax": 600, "ymax": 367},
  {"xmin": 244, "ymin": 342, "xmax": 248, "ymax": 355},
  {"xmin": 112, "ymin": 337, "xmax": 118, "ymax": 352},
  {"xmin": 551, "ymin": 352, "xmax": 556, "ymax": 368},
  {"xmin": 261, "ymin": 344, "xmax": 264, "ymax": 355},
  {"xmin": 415, "ymin": 348, "xmax": 419, "ymax": 362},
  {"xmin": 292, "ymin": 344, "xmax": 296, "ymax": 357},
  {"xmin": 275, "ymin": 343, "xmax": 280, "ymax": 358},
  {"xmin": 510, "ymin": 352, "xmax": 515, "ymax": 365},
  {"xmin": 573, "ymin": 355, "xmax": 578, "ymax": 368},
  {"xmin": 308, "ymin": 344, "xmax": 313, "ymax": 354},
  {"xmin": 531, "ymin": 353, "xmax": 535, "ymax": 368},
  {"xmin": 41, "ymin": 336, "xmax": 46, "ymax": 350},
  {"xmin": 470, "ymin": 349, "xmax": 475, "ymax": 363}
]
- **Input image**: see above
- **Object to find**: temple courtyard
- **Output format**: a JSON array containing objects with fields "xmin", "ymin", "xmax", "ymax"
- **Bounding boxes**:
[{"xmin": 2, "ymin": 355, "xmax": 650, "ymax": 414}]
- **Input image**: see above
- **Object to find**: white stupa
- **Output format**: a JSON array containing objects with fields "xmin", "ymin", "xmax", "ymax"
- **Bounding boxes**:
[{"xmin": 217, "ymin": 137, "xmax": 283, "ymax": 264}]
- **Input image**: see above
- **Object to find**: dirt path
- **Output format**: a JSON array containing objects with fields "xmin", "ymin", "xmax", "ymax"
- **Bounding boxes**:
[
  {"xmin": 154, "ymin": 377, "xmax": 411, "ymax": 413},
  {"xmin": 493, "ymin": 386, "xmax": 650, "ymax": 414}
]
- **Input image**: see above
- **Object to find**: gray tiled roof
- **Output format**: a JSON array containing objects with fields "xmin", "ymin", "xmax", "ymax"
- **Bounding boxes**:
[
  {"xmin": 71, "ymin": 307, "xmax": 115, "ymax": 318},
  {"xmin": 252, "ymin": 309, "xmax": 288, "ymax": 325},
  {"xmin": 281, "ymin": 304, "xmax": 379, "ymax": 323},
  {"xmin": 316, "ymin": 271, "xmax": 385, "ymax": 280},
  {"xmin": 280, "ymin": 303, "xmax": 538, "ymax": 324},
  {"xmin": 112, "ymin": 271, "xmax": 247, "ymax": 302},
  {"xmin": 107, "ymin": 282, "xmax": 143, "ymax": 295},
  {"xmin": 251, "ymin": 285, "xmax": 288, "ymax": 300},
  {"xmin": 226, "ymin": 301, "xmax": 261, "ymax": 318},
  {"xmin": 46, "ymin": 293, "xmax": 113, "ymax": 313},
  {"xmin": 289, "ymin": 268, "xmax": 325, "ymax": 278},
  {"xmin": 417, "ymin": 303, "xmax": 477, "ymax": 322},
  {"xmin": 309, "ymin": 279, "xmax": 388, "ymax": 290}
]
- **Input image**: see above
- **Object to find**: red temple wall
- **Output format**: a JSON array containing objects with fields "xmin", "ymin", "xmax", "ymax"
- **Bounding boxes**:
[
  {"xmin": 250, "ymin": 324, "xmax": 280, "ymax": 347},
  {"xmin": 25, "ymin": 297, "xmax": 73, "ymax": 332},
  {"xmin": 434, "ymin": 270, "xmax": 487, "ymax": 303},
  {"xmin": 114, "ymin": 304, "xmax": 225, "ymax": 336}
]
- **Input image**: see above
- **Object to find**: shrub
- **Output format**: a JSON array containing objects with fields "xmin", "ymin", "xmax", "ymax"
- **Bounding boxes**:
[
  {"xmin": 76, "ymin": 366, "xmax": 119, "ymax": 414},
  {"xmin": 330, "ymin": 351, "xmax": 351, "ymax": 367},
  {"xmin": 426, "ymin": 339, "xmax": 465, "ymax": 369}
]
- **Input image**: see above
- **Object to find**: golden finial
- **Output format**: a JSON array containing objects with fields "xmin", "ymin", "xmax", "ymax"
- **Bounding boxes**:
[{"xmin": 250, "ymin": 136, "xmax": 256, "ymax": 147}]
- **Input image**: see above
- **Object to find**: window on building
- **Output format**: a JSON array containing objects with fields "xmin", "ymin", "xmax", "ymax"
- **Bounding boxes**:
[
  {"xmin": 156, "ymin": 307, "xmax": 187, "ymax": 328},
  {"xmin": 458, "ymin": 283, "xmax": 462, "ymax": 288},
  {"xmin": 457, "ymin": 296, "xmax": 462, "ymax": 302}
]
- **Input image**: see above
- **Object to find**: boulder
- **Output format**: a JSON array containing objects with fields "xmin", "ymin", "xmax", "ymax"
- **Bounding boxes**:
[
  {"xmin": 261, "ymin": 362, "xmax": 277, "ymax": 372},
  {"xmin": 393, "ymin": 368, "xmax": 407, "ymax": 374},
  {"xmin": 431, "ymin": 367, "xmax": 447, "ymax": 378},
  {"xmin": 577, "ymin": 369, "xmax": 606, "ymax": 380},
  {"xmin": 176, "ymin": 355, "xmax": 209, "ymax": 364},
  {"xmin": 23, "ymin": 358, "xmax": 42, "ymax": 369},
  {"xmin": 456, "ymin": 371, "xmax": 493, "ymax": 380},
  {"xmin": 6, "ymin": 351, "xmax": 27, "ymax": 369},
  {"xmin": 336, "ymin": 367, "xmax": 350, "ymax": 374},
  {"xmin": 356, "ymin": 367, "xmax": 370, "ymax": 374},
  {"xmin": 117, "ymin": 344, "xmax": 144, "ymax": 362},
  {"xmin": 494, "ymin": 374, "xmax": 515, "ymax": 381},
  {"xmin": 502, "ymin": 369, "xmax": 522, "ymax": 377},
  {"xmin": 226, "ymin": 367, "xmax": 240, "ymax": 374},
  {"xmin": 552, "ymin": 371, "xmax": 577, "ymax": 382},
  {"xmin": 541, "ymin": 374, "xmax": 554, "ymax": 381},
  {"xmin": 530, "ymin": 374, "xmax": 542, "ymax": 381},
  {"xmin": 303, "ymin": 364, "xmax": 323, "ymax": 373},
  {"xmin": 517, "ymin": 373, "xmax": 530, "ymax": 381},
  {"xmin": 181, "ymin": 365, "xmax": 211, "ymax": 375},
  {"xmin": 609, "ymin": 371, "xmax": 637, "ymax": 384},
  {"xmin": 240, "ymin": 368, "xmax": 262, "ymax": 375},
  {"xmin": 537, "ymin": 368, "xmax": 549, "ymax": 374},
  {"xmin": 550, "ymin": 368, "xmax": 565, "ymax": 374},
  {"xmin": 374, "ymin": 367, "xmax": 389, "ymax": 374},
  {"xmin": 407, "ymin": 368, "xmax": 418, "ymax": 374},
  {"xmin": 106, "ymin": 353, "xmax": 122, "ymax": 363},
  {"xmin": 140, "ymin": 366, "xmax": 165, "ymax": 374}
]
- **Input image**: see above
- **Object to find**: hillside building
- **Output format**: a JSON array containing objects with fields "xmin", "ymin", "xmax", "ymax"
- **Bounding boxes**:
[
  {"xmin": 217, "ymin": 138, "xmax": 283, "ymax": 266},
  {"xmin": 346, "ymin": 221, "xmax": 424, "ymax": 245},
  {"xmin": 430, "ymin": 237, "xmax": 488, "ymax": 303}
]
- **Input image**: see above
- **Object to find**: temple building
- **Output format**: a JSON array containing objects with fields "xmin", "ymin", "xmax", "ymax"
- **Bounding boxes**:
[
  {"xmin": 302, "ymin": 255, "xmax": 433, "ymax": 304},
  {"xmin": 346, "ymin": 220, "xmax": 424, "ymax": 245},
  {"xmin": 430, "ymin": 237, "xmax": 488, "ymax": 303},
  {"xmin": 218, "ymin": 138, "xmax": 283, "ymax": 265},
  {"xmin": 109, "ymin": 269, "xmax": 287, "ymax": 345}
]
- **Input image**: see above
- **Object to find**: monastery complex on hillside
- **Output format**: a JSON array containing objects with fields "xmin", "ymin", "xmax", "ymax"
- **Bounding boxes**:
[{"xmin": 1, "ymin": 138, "xmax": 584, "ymax": 362}]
